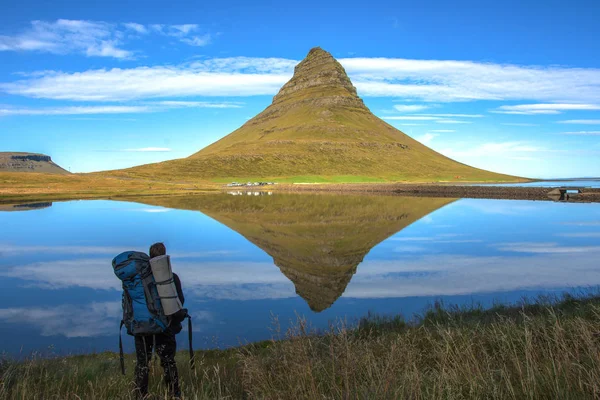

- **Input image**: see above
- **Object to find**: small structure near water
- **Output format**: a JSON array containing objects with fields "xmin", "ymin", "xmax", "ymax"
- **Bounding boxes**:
[
  {"xmin": 227, "ymin": 191, "xmax": 273, "ymax": 196},
  {"xmin": 547, "ymin": 187, "xmax": 584, "ymax": 202},
  {"xmin": 225, "ymin": 182, "xmax": 277, "ymax": 187}
]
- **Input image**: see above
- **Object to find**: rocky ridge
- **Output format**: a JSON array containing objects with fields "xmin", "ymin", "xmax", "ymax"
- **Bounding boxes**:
[{"xmin": 271, "ymin": 47, "xmax": 368, "ymax": 109}]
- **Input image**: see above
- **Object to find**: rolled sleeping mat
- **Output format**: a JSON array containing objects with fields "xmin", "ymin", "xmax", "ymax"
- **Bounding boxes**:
[{"xmin": 149, "ymin": 255, "xmax": 183, "ymax": 316}]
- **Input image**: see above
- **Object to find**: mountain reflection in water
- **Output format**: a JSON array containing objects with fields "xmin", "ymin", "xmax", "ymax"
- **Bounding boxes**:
[
  {"xmin": 132, "ymin": 194, "xmax": 456, "ymax": 312},
  {"xmin": 2, "ymin": 194, "xmax": 599, "ymax": 356},
  {"xmin": 0, "ymin": 202, "xmax": 53, "ymax": 212}
]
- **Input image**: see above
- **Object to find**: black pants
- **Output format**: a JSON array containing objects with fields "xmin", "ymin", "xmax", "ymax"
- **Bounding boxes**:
[{"xmin": 134, "ymin": 333, "xmax": 180, "ymax": 398}]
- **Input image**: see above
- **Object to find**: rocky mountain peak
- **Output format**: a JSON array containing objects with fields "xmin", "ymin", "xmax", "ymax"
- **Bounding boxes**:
[{"xmin": 271, "ymin": 47, "xmax": 367, "ymax": 110}]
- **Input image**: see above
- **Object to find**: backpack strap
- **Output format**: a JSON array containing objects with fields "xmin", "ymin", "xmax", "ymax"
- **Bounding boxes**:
[
  {"xmin": 119, "ymin": 320, "xmax": 125, "ymax": 375},
  {"xmin": 187, "ymin": 314, "xmax": 195, "ymax": 370}
]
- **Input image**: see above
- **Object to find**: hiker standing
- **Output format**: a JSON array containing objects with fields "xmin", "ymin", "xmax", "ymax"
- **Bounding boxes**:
[
  {"xmin": 113, "ymin": 242, "xmax": 192, "ymax": 400},
  {"xmin": 134, "ymin": 242, "xmax": 185, "ymax": 399}
]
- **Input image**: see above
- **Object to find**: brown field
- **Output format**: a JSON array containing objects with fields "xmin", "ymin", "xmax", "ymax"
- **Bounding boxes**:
[{"xmin": 0, "ymin": 172, "xmax": 218, "ymax": 203}]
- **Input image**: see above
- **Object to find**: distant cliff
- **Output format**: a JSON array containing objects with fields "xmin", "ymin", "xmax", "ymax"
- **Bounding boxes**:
[{"xmin": 0, "ymin": 152, "xmax": 70, "ymax": 174}]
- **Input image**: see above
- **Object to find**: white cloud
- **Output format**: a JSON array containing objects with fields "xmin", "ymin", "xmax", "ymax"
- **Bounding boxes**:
[
  {"xmin": 435, "ymin": 119, "xmax": 471, "ymax": 124},
  {"xmin": 0, "ymin": 301, "xmax": 213, "ymax": 338},
  {"xmin": 340, "ymin": 57, "xmax": 600, "ymax": 103},
  {"xmin": 383, "ymin": 115, "xmax": 475, "ymax": 125},
  {"xmin": 150, "ymin": 24, "xmax": 211, "ymax": 47},
  {"xmin": 393, "ymin": 104, "xmax": 430, "ymax": 112},
  {"xmin": 390, "ymin": 234, "xmax": 482, "ymax": 245},
  {"xmin": 3, "ymin": 244, "xmax": 600, "ymax": 309},
  {"xmin": 180, "ymin": 34, "xmax": 211, "ymax": 47},
  {"xmin": 3, "ymin": 55, "xmax": 600, "ymax": 103},
  {"xmin": 343, "ymin": 249, "xmax": 600, "ymax": 299},
  {"xmin": 188, "ymin": 57, "xmax": 298, "ymax": 74},
  {"xmin": 393, "ymin": 245, "xmax": 428, "ymax": 253},
  {"xmin": 0, "ymin": 244, "xmax": 130, "ymax": 257},
  {"xmin": 497, "ymin": 110, "xmax": 560, "ymax": 115},
  {"xmin": 0, "ymin": 19, "xmax": 133, "ymax": 59},
  {"xmin": 561, "ymin": 131, "xmax": 600, "ymax": 136},
  {"xmin": 384, "ymin": 114, "xmax": 480, "ymax": 127},
  {"xmin": 0, "ymin": 258, "xmax": 294, "ymax": 297},
  {"xmin": 558, "ymin": 120, "xmax": 600, "ymax": 125},
  {"xmin": 502, "ymin": 123, "xmax": 539, "ymax": 127},
  {"xmin": 153, "ymin": 100, "xmax": 243, "ymax": 108},
  {"xmin": 391, "ymin": 237, "xmax": 433, "ymax": 242},
  {"xmin": 416, "ymin": 113, "xmax": 483, "ymax": 118},
  {"xmin": 0, "ymin": 302, "xmax": 121, "ymax": 337},
  {"xmin": 555, "ymin": 232, "xmax": 600, "ymax": 238},
  {"xmin": 123, "ymin": 22, "xmax": 148, "ymax": 34},
  {"xmin": 429, "ymin": 129, "xmax": 455, "ymax": 133},
  {"xmin": 493, "ymin": 103, "xmax": 600, "ymax": 115},
  {"xmin": 170, "ymin": 24, "xmax": 199, "ymax": 35},
  {"xmin": 440, "ymin": 141, "xmax": 546, "ymax": 158},
  {"xmin": 167, "ymin": 25, "xmax": 211, "ymax": 47},
  {"xmin": 496, "ymin": 242, "xmax": 600, "ymax": 254},
  {"xmin": 0, "ymin": 20, "xmax": 213, "ymax": 59},
  {"xmin": 123, "ymin": 147, "xmax": 172, "ymax": 152},
  {"xmin": 0, "ymin": 105, "xmax": 150, "ymax": 116},
  {"xmin": 135, "ymin": 208, "xmax": 172, "ymax": 213},
  {"xmin": 86, "ymin": 41, "xmax": 131, "ymax": 59},
  {"xmin": 383, "ymin": 116, "xmax": 439, "ymax": 121},
  {"xmin": 1, "ymin": 65, "xmax": 289, "ymax": 101},
  {"xmin": 418, "ymin": 133, "xmax": 439, "ymax": 145},
  {"xmin": 561, "ymin": 221, "xmax": 600, "ymax": 226},
  {"xmin": 1, "ymin": 259, "xmax": 122, "ymax": 290},
  {"xmin": 0, "ymin": 101, "xmax": 242, "ymax": 117}
]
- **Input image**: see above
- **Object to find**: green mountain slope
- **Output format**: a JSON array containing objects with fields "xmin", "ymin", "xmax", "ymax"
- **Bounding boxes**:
[{"xmin": 108, "ymin": 47, "xmax": 522, "ymax": 183}]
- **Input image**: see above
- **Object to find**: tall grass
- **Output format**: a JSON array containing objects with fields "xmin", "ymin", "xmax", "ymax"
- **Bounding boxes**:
[{"xmin": 3, "ymin": 294, "xmax": 600, "ymax": 399}]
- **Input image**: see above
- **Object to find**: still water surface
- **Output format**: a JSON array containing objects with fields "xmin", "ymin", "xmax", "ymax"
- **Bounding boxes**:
[
  {"xmin": 474, "ymin": 179, "xmax": 600, "ymax": 188},
  {"xmin": 0, "ymin": 194, "xmax": 599, "ymax": 356}
]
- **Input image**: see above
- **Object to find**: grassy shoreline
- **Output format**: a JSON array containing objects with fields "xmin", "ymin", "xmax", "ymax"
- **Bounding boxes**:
[
  {"xmin": 0, "ymin": 171, "xmax": 222, "ymax": 204},
  {"xmin": 0, "ymin": 171, "xmax": 532, "ymax": 204},
  {"xmin": 3, "ymin": 293, "xmax": 600, "ymax": 399},
  {"xmin": 4, "ymin": 183, "xmax": 600, "ymax": 205}
]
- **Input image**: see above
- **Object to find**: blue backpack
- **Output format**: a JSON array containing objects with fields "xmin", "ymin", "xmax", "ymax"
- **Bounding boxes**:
[
  {"xmin": 113, "ymin": 251, "xmax": 168, "ymax": 336},
  {"xmin": 112, "ymin": 251, "xmax": 195, "ymax": 374}
]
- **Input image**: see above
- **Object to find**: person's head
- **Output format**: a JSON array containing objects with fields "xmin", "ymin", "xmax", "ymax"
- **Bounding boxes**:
[{"xmin": 149, "ymin": 242, "xmax": 166, "ymax": 258}]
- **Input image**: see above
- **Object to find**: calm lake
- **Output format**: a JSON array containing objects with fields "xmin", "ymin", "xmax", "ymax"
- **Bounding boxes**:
[{"xmin": 1, "ymin": 193, "xmax": 599, "ymax": 357}]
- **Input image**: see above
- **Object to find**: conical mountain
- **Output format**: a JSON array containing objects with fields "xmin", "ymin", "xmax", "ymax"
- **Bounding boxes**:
[
  {"xmin": 111, "ymin": 47, "xmax": 518, "ymax": 182},
  {"xmin": 133, "ymin": 193, "xmax": 456, "ymax": 311}
]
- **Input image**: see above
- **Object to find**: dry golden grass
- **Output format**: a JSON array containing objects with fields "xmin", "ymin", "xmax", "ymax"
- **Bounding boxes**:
[
  {"xmin": 2, "ymin": 294, "xmax": 600, "ymax": 399},
  {"xmin": 0, "ymin": 172, "xmax": 218, "ymax": 203}
]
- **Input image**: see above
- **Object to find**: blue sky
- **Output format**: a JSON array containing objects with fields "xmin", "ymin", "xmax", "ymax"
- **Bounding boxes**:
[{"xmin": 1, "ymin": 0, "xmax": 599, "ymax": 178}]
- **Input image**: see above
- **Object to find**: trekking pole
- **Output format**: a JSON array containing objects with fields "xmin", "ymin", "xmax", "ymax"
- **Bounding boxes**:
[
  {"xmin": 188, "ymin": 314, "xmax": 195, "ymax": 370},
  {"xmin": 119, "ymin": 321, "xmax": 125, "ymax": 375}
]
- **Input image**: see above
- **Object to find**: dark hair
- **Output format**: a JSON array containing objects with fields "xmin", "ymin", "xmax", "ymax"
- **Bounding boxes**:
[{"xmin": 149, "ymin": 242, "xmax": 166, "ymax": 258}]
